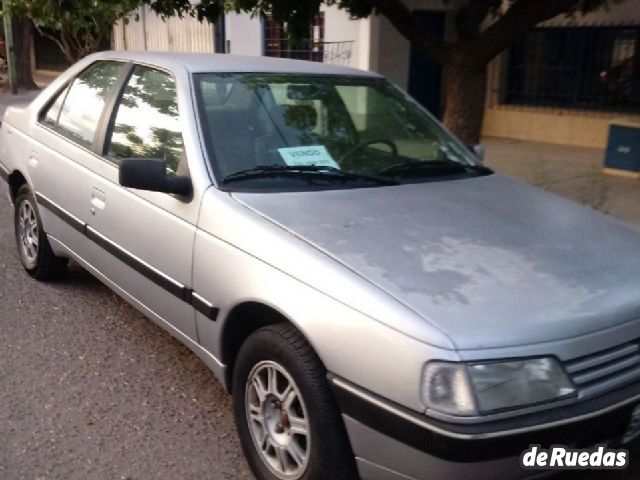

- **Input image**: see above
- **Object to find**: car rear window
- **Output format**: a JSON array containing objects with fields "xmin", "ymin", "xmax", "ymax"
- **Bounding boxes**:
[{"xmin": 43, "ymin": 61, "xmax": 124, "ymax": 149}]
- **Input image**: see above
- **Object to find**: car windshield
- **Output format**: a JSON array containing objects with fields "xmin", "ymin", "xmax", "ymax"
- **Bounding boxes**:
[{"xmin": 194, "ymin": 73, "xmax": 488, "ymax": 191}]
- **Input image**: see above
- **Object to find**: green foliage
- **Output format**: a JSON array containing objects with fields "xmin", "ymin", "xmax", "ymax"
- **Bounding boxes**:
[
  {"xmin": 149, "ymin": 0, "xmax": 223, "ymax": 22},
  {"xmin": 5, "ymin": 0, "xmax": 146, "ymax": 62},
  {"xmin": 149, "ymin": 0, "xmax": 618, "ymax": 35},
  {"xmin": 3, "ymin": 0, "xmax": 624, "ymax": 64}
]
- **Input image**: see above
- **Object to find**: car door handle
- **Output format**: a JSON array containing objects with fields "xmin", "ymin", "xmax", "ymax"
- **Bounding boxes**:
[
  {"xmin": 90, "ymin": 187, "xmax": 106, "ymax": 214},
  {"xmin": 28, "ymin": 150, "xmax": 38, "ymax": 168}
]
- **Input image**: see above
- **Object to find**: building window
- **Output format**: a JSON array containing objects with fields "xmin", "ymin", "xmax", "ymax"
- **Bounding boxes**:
[
  {"xmin": 264, "ymin": 13, "xmax": 324, "ymax": 62},
  {"xmin": 503, "ymin": 26, "xmax": 640, "ymax": 113}
]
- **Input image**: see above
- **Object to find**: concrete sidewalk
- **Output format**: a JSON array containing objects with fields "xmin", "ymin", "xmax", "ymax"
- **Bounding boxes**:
[
  {"xmin": 0, "ymin": 70, "xmax": 56, "ymax": 119},
  {"xmin": 484, "ymin": 137, "xmax": 640, "ymax": 229},
  {"xmin": 0, "ymin": 90, "xmax": 40, "ymax": 120}
]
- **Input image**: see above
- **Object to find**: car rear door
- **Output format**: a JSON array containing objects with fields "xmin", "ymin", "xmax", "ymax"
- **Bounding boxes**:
[{"xmin": 84, "ymin": 64, "xmax": 202, "ymax": 341}]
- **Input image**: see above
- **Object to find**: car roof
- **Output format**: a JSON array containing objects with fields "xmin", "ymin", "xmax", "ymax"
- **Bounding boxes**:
[{"xmin": 88, "ymin": 50, "xmax": 381, "ymax": 78}]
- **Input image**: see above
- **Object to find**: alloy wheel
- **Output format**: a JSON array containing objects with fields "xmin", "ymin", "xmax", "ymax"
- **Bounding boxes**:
[
  {"xmin": 18, "ymin": 200, "xmax": 39, "ymax": 267},
  {"xmin": 245, "ymin": 360, "xmax": 311, "ymax": 480}
]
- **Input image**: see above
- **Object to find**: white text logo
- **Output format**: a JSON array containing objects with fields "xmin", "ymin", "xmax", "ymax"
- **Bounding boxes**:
[{"xmin": 520, "ymin": 445, "xmax": 629, "ymax": 470}]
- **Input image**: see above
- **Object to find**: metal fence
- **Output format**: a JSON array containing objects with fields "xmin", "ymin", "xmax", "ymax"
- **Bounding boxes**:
[
  {"xmin": 503, "ymin": 26, "xmax": 640, "ymax": 113},
  {"xmin": 264, "ymin": 38, "xmax": 325, "ymax": 62},
  {"xmin": 264, "ymin": 40, "xmax": 354, "ymax": 66},
  {"xmin": 323, "ymin": 41, "xmax": 354, "ymax": 66}
]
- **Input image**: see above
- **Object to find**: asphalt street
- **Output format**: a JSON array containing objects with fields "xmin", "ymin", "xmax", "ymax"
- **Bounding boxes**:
[{"xmin": 0, "ymin": 185, "xmax": 638, "ymax": 480}]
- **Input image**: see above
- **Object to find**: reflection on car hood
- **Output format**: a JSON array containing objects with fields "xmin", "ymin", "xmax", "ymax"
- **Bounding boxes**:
[{"xmin": 232, "ymin": 175, "xmax": 640, "ymax": 349}]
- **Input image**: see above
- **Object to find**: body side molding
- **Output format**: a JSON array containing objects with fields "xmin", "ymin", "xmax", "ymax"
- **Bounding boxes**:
[{"xmin": 35, "ymin": 191, "xmax": 218, "ymax": 320}]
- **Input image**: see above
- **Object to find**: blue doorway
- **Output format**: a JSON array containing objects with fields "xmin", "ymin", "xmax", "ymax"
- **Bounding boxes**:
[{"xmin": 408, "ymin": 11, "xmax": 445, "ymax": 118}]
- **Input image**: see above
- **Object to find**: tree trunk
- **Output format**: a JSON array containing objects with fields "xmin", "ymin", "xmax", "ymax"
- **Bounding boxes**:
[
  {"xmin": 442, "ymin": 61, "xmax": 487, "ymax": 145},
  {"xmin": 12, "ymin": 17, "xmax": 38, "ymax": 90}
]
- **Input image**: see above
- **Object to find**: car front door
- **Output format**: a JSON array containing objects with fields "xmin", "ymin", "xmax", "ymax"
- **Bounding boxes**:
[
  {"xmin": 85, "ymin": 64, "xmax": 201, "ymax": 341},
  {"xmin": 29, "ymin": 60, "xmax": 126, "ymax": 261}
]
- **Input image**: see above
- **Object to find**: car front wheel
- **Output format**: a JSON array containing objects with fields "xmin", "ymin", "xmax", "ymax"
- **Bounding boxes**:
[{"xmin": 232, "ymin": 323, "xmax": 357, "ymax": 480}]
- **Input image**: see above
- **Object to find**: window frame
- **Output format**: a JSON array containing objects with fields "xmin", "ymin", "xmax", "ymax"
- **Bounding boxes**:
[
  {"xmin": 263, "ymin": 13, "xmax": 325, "ymax": 62},
  {"xmin": 37, "ymin": 60, "xmax": 132, "ymax": 158},
  {"xmin": 37, "ymin": 60, "xmax": 186, "ymax": 174},
  {"xmin": 502, "ymin": 25, "xmax": 640, "ymax": 113},
  {"xmin": 39, "ymin": 81, "xmax": 72, "ymax": 128},
  {"xmin": 102, "ymin": 64, "xmax": 184, "ymax": 170},
  {"xmin": 192, "ymin": 72, "xmax": 479, "ymax": 193}
]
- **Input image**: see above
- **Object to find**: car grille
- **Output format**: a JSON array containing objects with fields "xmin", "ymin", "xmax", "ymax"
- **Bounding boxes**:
[{"xmin": 564, "ymin": 340, "xmax": 640, "ymax": 400}]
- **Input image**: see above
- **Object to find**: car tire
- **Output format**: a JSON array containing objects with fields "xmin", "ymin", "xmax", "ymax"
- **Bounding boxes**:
[
  {"xmin": 232, "ymin": 323, "xmax": 358, "ymax": 480},
  {"xmin": 14, "ymin": 184, "xmax": 68, "ymax": 280}
]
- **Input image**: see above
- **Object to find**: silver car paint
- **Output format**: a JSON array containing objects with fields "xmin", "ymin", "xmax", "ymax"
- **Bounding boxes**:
[
  {"xmin": 75, "ymin": 61, "xmax": 206, "ymax": 341},
  {"xmin": 0, "ymin": 52, "xmax": 459, "ymax": 414},
  {"xmin": 1, "ymin": 51, "xmax": 640, "ymax": 480},
  {"xmin": 232, "ymin": 175, "xmax": 640, "ymax": 351},
  {"xmin": 344, "ymin": 416, "xmax": 529, "ymax": 480},
  {"xmin": 193, "ymin": 187, "xmax": 459, "ymax": 411}
]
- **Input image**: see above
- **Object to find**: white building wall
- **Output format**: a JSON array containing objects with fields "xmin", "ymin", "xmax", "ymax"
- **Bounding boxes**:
[
  {"xmin": 224, "ymin": 7, "xmax": 371, "ymax": 69},
  {"xmin": 113, "ymin": 6, "xmax": 216, "ymax": 53},
  {"xmin": 321, "ymin": 5, "xmax": 371, "ymax": 70},
  {"xmin": 112, "ymin": 0, "xmax": 456, "ymax": 89},
  {"xmin": 369, "ymin": 0, "xmax": 456, "ymax": 90},
  {"xmin": 224, "ymin": 13, "xmax": 263, "ymax": 56}
]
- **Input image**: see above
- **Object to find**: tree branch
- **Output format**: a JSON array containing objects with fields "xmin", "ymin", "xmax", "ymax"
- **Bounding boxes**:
[
  {"xmin": 364, "ymin": 0, "xmax": 451, "ymax": 64},
  {"xmin": 90, "ymin": 30, "xmax": 105, "ymax": 54},
  {"xmin": 455, "ymin": 0, "xmax": 498, "ymax": 41},
  {"xmin": 33, "ymin": 24, "xmax": 71, "ymax": 63}
]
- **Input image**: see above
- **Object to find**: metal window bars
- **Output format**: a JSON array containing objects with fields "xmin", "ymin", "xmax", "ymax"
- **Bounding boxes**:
[{"xmin": 503, "ymin": 26, "xmax": 640, "ymax": 113}]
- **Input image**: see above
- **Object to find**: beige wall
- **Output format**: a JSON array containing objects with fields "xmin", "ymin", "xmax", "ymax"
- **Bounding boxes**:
[{"xmin": 482, "ymin": 107, "xmax": 640, "ymax": 149}]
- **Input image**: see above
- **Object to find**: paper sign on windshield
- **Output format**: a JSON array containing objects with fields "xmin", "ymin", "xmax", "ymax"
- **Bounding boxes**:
[{"xmin": 278, "ymin": 146, "xmax": 339, "ymax": 169}]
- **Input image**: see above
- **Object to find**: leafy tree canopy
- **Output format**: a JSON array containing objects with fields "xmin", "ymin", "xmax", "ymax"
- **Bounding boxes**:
[
  {"xmin": 148, "ymin": 0, "xmax": 624, "ymax": 65},
  {"xmin": 147, "ymin": 0, "xmax": 625, "ymax": 144},
  {"xmin": 3, "ymin": 0, "xmax": 626, "ymax": 140},
  {"xmin": 3, "ymin": 0, "xmax": 145, "ymax": 62}
]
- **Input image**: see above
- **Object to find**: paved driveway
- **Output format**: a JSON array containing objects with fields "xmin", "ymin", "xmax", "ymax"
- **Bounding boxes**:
[
  {"xmin": 0, "ymin": 164, "xmax": 639, "ymax": 479},
  {"xmin": 0, "ymin": 190, "xmax": 253, "ymax": 479}
]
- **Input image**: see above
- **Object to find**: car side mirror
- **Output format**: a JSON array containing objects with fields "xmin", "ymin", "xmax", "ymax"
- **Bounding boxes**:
[
  {"xmin": 469, "ymin": 144, "xmax": 486, "ymax": 164},
  {"xmin": 119, "ymin": 158, "xmax": 192, "ymax": 196}
]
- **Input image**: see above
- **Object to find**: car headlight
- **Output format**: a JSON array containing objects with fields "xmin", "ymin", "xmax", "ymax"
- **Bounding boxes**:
[{"xmin": 423, "ymin": 358, "xmax": 576, "ymax": 416}]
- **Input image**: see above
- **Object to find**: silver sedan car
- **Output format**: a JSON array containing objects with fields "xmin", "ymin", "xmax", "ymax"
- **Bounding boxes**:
[{"xmin": 1, "ymin": 51, "xmax": 639, "ymax": 480}]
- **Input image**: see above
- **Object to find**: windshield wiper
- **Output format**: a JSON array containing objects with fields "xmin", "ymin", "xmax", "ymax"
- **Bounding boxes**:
[
  {"xmin": 221, "ymin": 164, "xmax": 398, "ymax": 186},
  {"xmin": 378, "ymin": 159, "xmax": 491, "ymax": 178}
]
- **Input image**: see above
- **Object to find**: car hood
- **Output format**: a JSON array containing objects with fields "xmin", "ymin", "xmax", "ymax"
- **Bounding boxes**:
[{"xmin": 232, "ymin": 174, "xmax": 640, "ymax": 349}]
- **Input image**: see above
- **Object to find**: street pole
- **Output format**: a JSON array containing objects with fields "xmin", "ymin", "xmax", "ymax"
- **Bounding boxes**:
[{"xmin": 2, "ymin": 1, "xmax": 18, "ymax": 94}]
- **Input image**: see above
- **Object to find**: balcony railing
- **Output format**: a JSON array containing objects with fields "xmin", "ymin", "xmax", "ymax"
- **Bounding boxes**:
[{"xmin": 264, "ymin": 41, "xmax": 355, "ymax": 67}]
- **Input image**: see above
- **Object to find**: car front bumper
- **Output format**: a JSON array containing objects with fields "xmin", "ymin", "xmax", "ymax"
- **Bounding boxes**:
[{"xmin": 330, "ymin": 375, "xmax": 640, "ymax": 480}]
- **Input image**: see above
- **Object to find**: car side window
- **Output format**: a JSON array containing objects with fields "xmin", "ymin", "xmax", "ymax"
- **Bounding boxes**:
[
  {"xmin": 42, "ymin": 83, "xmax": 70, "ymax": 126},
  {"xmin": 107, "ymin": 66, "xmax": 185, "ymax": 176},
  {"xmin": 48, "ymin": 61, "xmax": 124, "ymax": 149}
]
